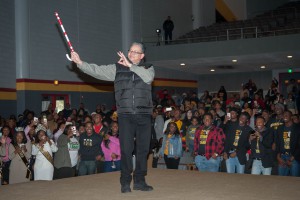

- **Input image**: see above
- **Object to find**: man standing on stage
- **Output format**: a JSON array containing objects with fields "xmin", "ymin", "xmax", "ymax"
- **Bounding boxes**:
[{"xmin": 71, "ymin": 42, "xmax": 154, "ymax": 193}]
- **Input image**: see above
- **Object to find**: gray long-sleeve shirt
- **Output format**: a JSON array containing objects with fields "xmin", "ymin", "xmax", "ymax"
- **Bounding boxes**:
[
  {"xmin": 154, "ymin": 115, "xmax": 165, "ymax": 139},
  {"xmin": 77, "ymin": 62, "xmax": 155, "ymax": 84}
]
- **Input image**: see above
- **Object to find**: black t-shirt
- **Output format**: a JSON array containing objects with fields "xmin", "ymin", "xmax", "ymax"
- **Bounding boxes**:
[
  {"xmin": 252, "ymin": 136, "xmax": 262, "ymax": 159},
  {"xmin": 198, "ymin": 128, "xmax": 209, "ymax": 155},
  {"xmin": 282, "ymin": 126, "xmax": 292, "ymax": 153},
  {"xmin": 232, "ymin": 126, "xmax": 242, "ymax": 150}
]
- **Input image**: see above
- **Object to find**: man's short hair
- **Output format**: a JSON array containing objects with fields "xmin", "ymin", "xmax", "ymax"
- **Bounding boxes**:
[
  {"xmin": 203, "ymin": 112, "xmax": 213, "ymax": 119},
  {"xmin": 240, "ymin": 111, "xmax": 250, "ymax": 120},
  {"xmin": 131, "ymin": 42, "xmax": 145, "ymax": 53}
]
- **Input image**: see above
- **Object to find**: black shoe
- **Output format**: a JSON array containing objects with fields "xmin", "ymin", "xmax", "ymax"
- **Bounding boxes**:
[
  {"xmin": 133, "ymin": 182, "xmax": 153, "ymax": 191},
  {"xmin": 121, "ymin": 185, "xmax": 131, "ymax": 193}
]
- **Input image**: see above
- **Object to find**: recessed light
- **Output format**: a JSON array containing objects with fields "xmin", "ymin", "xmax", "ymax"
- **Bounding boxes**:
[
  {"xmin": 180, "ymin": 63, "xmax": 186, "ymax": 66},
  {"xmin": 232, "ymin": 59, "xmax": 237, "ymax": 63},
  {"xmin": 210, "ymin": 69, "xmax": 215, "ymax": 72},
  {"xmin": 54, "ymin": 80, "xmax": 59, "ymax": 85},
  {"xmin": 260, "ymin": 65, "xmax": 266, "ymax": 69},
  {"xmin": 287, "ymin": 55, "xmax": 293, "ymax": 59}
]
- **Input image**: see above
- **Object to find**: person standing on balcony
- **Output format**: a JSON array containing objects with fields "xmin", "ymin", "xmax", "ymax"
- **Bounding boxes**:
[{"xmin": 163, "ymin": 16, "xmax": 174, "ymax": 45}]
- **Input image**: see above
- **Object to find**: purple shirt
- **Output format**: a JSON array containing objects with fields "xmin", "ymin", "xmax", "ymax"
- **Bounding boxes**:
[
  {"xmin": 1, "ymin": 137, "xmax": 12, "ymax": 162},
  {"xmin": 101, "ymin": 136, "xmax": 121, "ymax": 161},
  {"xmin": 25, "ymin": 125, "xmax": 31, "ymax": 142}
]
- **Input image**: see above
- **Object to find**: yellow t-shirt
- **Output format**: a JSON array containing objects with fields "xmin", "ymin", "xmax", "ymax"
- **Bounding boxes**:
[
  {"xmin": 283, "ymin": 131, "xmax": 291, "ymax": 150},
  {"xmin": 233, "ymin": 129, "xmax": 241, "ymax": 147},
  {"xmin": 199, "ymin": 129, "xmax": 209, "ymax": 145},
  {"xmin": 172, "ymin": 120, "xmax": 183, "ymax": 131}
]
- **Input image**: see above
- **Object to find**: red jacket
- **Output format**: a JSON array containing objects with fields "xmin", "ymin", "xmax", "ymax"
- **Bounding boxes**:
[{"xmin": 194, "ymin": 125, "xmax": 225, "ymax": 160}]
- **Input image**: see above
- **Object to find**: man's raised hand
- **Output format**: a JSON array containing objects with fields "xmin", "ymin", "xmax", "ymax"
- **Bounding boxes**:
[
  {"xmin": 71, "ymin": 52, "xmax": 83, "ymax": 65},
  {"xmin": 117, "ymin": 51, "xmax": 132, "ymax": 68}
]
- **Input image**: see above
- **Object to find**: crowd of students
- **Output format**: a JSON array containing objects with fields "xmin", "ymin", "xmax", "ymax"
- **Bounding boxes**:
[
  {"xmin": 152, "ymin": 78, "xmax": 300, "ymax": 176},
  {"xmin": 0, "ymin": 78, "xmax": 300, "ymax": 186},
  {"xmin": 0, "ymin": 105, "xmax": 121, "ymax": 185}
]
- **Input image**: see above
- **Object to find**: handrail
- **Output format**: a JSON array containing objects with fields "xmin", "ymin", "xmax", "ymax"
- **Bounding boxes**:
[
  {"xmin": 226, "ymin": 27, "xmax": 258, "ymax": 40},
  {"xmin": 141, "ymin": 27, "xmax": 300, "ymax": 46}
]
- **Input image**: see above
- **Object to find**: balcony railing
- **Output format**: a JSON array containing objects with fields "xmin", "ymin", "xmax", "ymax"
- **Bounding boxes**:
[{"xmin": 141, "ymin": 27, "xmax": 300, "ymax": 46}]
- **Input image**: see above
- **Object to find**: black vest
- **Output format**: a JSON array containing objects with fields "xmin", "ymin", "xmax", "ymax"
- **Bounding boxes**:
[{"xmin": 114, "ymin": 63, "xmax": 153, "ymax": 114}]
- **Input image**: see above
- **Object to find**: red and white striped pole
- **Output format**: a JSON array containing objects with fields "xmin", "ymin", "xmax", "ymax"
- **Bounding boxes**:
[{"xmin": 54, "ymin": 12, "xmax": 74, "ymax": 61}]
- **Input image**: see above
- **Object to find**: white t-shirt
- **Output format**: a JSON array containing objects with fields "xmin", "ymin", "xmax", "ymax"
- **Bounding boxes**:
[{"xmin": 68, "ymin": 137, "xmax": 80, "ymax": 167}]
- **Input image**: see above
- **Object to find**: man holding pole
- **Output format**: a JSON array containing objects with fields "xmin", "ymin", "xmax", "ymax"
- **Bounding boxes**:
[{"xmin": 71, "ymin": 42, "xmax": 154, "ymax": 193}]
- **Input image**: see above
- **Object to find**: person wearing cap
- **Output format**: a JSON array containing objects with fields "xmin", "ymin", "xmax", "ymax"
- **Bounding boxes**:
[
  {"xmin": 91, "ymin": 112, "xmax": 97, "ymax": 117},
  {"xmin": 71, "ymin": 42, "xmax": 154, "ymax": 193}
]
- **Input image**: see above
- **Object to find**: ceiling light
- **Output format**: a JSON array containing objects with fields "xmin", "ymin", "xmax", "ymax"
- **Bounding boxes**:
[
  {"xmin": 232, "ymin": 59, "xmax": 237, "ymax": 63},
  {"xmin": 210, "ymin": 69, "xmax": 215, "ymax": 72},
  {"xmin": 287, "ymin": 55, "xmax": 293, "ymax": 59},
  {"xmin": 180, "ymin": 63, "xmax": 186, "ymax": 66},
  {"xmin": 260, "ymin": 65, "xmax": 266, "ymax": 69}
]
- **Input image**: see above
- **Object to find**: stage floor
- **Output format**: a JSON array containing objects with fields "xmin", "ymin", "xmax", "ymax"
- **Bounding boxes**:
[{"xmin": 1, "ymin": 169, "xmax": 300, "ymax": 200}]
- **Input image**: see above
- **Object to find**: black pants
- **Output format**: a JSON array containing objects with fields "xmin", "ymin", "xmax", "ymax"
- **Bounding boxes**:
[
  {"xmin": 164, "ymin": 155, "xmax": 180, "ymax": 169},
  {"xmin": 54, "ymin": 167, "xmax": 74, "ymax": 180},
  {"xmin": 152, "ymin": 157, "xmax": 159, "ymax": 168},
  {"xmin": 118, "ymin": 114, "xmax": 152, "ymax": 186},
  {"xmin": 96, "ymin": 160, "xmax": 104, "ymax": 173},
  {"xmin": 1, "ymin": 161, "xmax": 11, "ymax": 184},
  {"xmin": 164, "ymin": 31, "xmax": 173, "ymax": 44}
]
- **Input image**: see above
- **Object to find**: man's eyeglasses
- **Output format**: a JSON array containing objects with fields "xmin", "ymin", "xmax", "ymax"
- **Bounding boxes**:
[{"xmin": 128, "ymin": 50, "xmax": 143, "ymax": 55}]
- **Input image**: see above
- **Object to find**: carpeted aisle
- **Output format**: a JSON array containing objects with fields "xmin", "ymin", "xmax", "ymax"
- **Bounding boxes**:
[{"xmin": 1, "ymin": 169, "xmax": 300, "ymax": 200}]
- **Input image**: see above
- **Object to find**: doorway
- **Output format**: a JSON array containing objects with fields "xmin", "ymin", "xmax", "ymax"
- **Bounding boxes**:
[{"xmin": 41, "ymin": 94, "xmax": 70, "ymax": 113}]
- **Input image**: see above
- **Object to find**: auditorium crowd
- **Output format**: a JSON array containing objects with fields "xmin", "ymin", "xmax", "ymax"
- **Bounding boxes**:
[{"xmin": 0, "ymin": 78, "xmax": 300, "ymax": 185}]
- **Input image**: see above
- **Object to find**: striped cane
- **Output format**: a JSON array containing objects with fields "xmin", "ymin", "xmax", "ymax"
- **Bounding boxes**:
[{"xmin": 54, "ymin": 12, "xmax": 74, "ymax": 61}]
